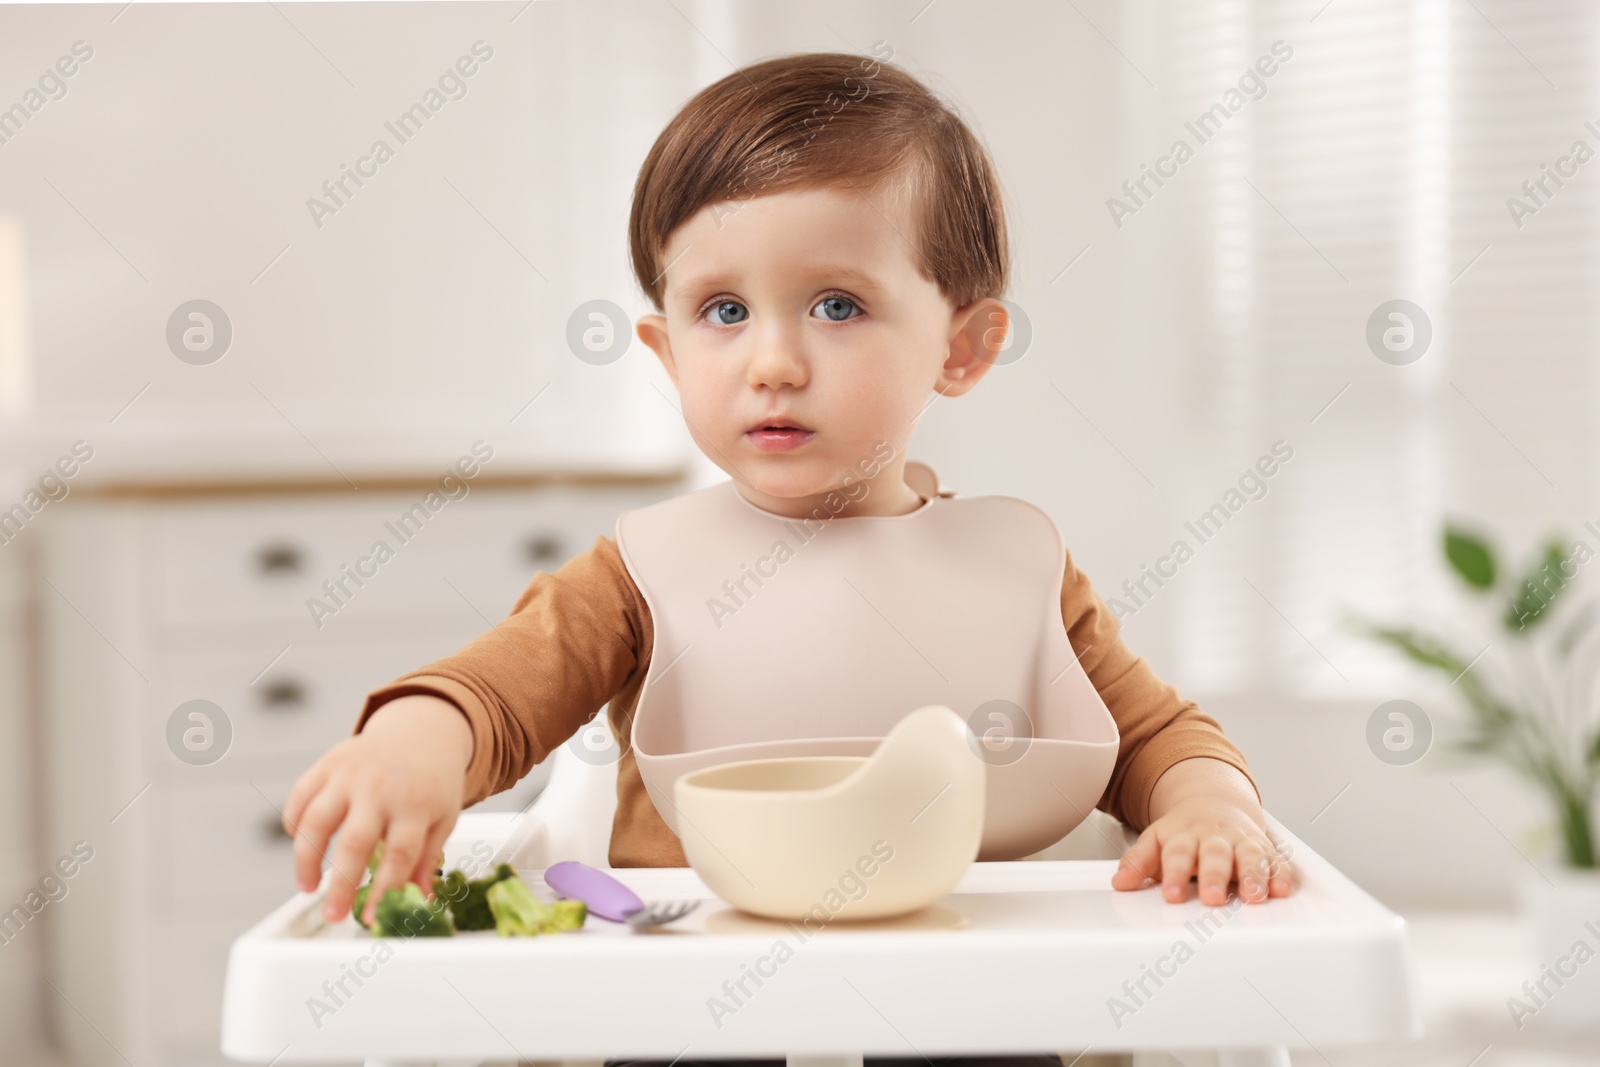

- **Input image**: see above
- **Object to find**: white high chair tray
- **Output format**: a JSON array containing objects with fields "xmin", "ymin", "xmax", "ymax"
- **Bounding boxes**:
[{"xmin": 221, "ymin": 812, "xmax": 1420, "ymax": 1065}]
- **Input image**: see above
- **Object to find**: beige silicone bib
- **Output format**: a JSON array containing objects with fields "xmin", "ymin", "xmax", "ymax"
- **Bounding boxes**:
[{"xmin": 615, "ymin": 459, "xmax": 1120, "ymax": 861}]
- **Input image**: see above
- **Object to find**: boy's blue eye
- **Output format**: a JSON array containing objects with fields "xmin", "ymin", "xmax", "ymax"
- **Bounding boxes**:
[
  {"xmin": 814, "ymin": 295, "xmax": 858, "ymax": 322},
  {"xmin": 709, "ymin": 301, "xmax": 748, "ymax": 325}
]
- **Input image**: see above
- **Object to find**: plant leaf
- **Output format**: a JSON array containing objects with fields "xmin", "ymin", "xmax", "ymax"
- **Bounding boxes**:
[
  {"xmin": 1552, "ymin": 598, "xmax": 1600, "ymax": 658},
  {"xmin": 1349, "ymin": 620, "xmax": 1519, "ymax": 731},
  {"xmin": 1350, "ymin": 619, "xmax": 1473, "ymax": 676},
  {"xmin": 1444, "ymin": 527, "xmax": 1497, "ymax": 590},
  {"xmin": 1502, "ymin": 540, "xmax": 1570, "ymax": 633}
]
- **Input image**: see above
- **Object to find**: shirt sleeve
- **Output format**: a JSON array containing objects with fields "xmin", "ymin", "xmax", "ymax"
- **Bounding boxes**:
[
  {"xmin": 1061, "ymin": 545, "xmax": 1262, "ymax": 831},
  {"xmin": 353, "ymin": 534, "xmax": 648, "ymax": 808}
]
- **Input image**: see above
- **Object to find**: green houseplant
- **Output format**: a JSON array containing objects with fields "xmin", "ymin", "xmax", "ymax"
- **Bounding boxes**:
[{"xmin": 1342, "ymin": 526, "xmax": 1600, "ymax": 868}]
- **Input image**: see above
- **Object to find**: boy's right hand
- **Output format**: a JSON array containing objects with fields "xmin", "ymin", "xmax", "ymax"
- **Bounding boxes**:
[{"xmin": 281, "ymin": 694, "xmax": 474, "ymax": 925}]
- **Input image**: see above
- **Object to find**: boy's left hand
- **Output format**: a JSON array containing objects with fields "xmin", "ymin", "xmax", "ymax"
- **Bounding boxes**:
[{"xmin": 1109, "ymin": 758, "xmax": 1294, "ymax": 905}]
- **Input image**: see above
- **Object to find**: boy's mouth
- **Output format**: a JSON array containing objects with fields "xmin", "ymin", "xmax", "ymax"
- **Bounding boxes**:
[{"xmin": 745, "ymin": 417, "xmax": 815, "ymax": 452}]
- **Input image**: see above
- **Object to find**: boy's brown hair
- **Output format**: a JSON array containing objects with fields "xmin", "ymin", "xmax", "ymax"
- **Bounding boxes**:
[{"xmin": 628, "ymin": 48, "xmax": 1009, "ymax": 313}]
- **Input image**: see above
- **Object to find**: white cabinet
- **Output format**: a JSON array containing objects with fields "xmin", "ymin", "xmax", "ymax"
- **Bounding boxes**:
[{"xmin": 38, "ymin": 474, "xmax": 683, "ymax": 1067}]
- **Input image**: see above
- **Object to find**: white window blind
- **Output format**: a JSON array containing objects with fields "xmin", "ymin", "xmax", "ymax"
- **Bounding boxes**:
[{"xmin": 1146, "ymin": 0, "xmax": 1598, "ymax": 699}]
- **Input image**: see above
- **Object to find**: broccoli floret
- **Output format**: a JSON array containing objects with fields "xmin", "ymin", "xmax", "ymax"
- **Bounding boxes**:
[
  {"xmin": 544, "ymin": 898, "xmax": 588, "ymax": 932},
  {"xmin": 485, "ymin": 876, "xmax": 542, "ymax": 936},
  {"xmin": 485, "ymin": 874, "xmax": 587, "ymax": 936},
  {"xmin": 433, "ymin": 863, "xmax": 515, "ymax": 932},
  {"xmin": 433, "ymin": 870, "xmax": 469, "ymax": 921},
  {"xmin": 373, "ymin": 883, "xmax": 454, "ymax": 938}
]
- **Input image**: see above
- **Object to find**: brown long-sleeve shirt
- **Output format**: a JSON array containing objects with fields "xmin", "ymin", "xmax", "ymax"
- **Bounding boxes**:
[{"xmin": 355, "ymin": 531, "xmax": 1259, "ymax": 868}]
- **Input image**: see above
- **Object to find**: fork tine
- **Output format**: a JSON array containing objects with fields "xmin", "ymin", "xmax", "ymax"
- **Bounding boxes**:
[{"xmin": 627, "ymin": 899, "xmax": 700, "ymax": 927}]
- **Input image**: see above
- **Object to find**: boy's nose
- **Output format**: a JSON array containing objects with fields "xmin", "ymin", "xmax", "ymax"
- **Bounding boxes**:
[{"xmin": 745, "ymin": 329, "xmax": 809, "ymax": 389}]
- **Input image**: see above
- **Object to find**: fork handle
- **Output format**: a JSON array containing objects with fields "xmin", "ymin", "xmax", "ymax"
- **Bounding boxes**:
[{"xmin": 544, "ymin": 860, "xmax": 646, "ymax": 922}]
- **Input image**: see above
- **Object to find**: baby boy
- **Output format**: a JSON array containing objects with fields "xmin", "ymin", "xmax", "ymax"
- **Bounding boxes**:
[{"xmin": 283, "ymin": 48, "xmax": 1294, "ymax": 951}]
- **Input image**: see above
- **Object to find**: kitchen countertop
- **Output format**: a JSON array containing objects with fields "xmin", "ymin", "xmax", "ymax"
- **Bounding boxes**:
[{"xmin": 0, "ymin": 408, "xmax": 694, "ymax": 497}]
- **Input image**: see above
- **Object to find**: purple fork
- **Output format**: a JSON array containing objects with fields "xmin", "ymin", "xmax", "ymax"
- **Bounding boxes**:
[{"xmin": 542, "ymin": 860, "xmax": 700, "ymax": 929}]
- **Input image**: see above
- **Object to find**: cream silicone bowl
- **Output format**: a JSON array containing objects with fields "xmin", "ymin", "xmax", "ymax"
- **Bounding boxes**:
[{"xmin": 672, "ymin": 704, "xmax": 987, "ymax": 922}]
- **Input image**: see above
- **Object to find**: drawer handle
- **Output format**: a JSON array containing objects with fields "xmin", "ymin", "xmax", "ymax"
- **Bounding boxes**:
[
  {"xmin": 523, "ymin": 533, "xmax": 566, "ymax": 566},
  {"xmin": 261, "ymin": 815, "xmax": 293, "ymax": 844},
  {"xmin": 260, "ymin": 679, "xmax": 307, "ymax": 710},
  {"xmin": 255, "ymin": 543, "xmax": 304, "ymax": 576}
]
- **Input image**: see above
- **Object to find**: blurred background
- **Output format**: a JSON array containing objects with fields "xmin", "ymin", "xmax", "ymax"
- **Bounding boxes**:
[{"xmin": 2, "ymin": 0, "xmax": 1598, "ymax": 1065}]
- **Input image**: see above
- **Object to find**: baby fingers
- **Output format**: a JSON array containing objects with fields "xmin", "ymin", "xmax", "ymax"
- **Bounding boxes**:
[
  {"xmin": 1194, "ymin": 836, "xmax": 1237, "ymax": 905},
  {"xmin": 1158, "ymin": 834, "xmax": 1200, "ymax": 902},
  {"xmin": 1110, "ymin": 829, "xmax": 1163, "ymax": 890},
  {"xmin": 1235, "ymin": 838, "xmax": 1276, "ymax": 902}
]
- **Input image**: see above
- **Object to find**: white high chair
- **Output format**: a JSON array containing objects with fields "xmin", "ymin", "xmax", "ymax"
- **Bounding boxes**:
[
  {"xmin": 471, "ymin": 710, "xmax": 632, "ymax": 873},
  {"xmin": 222, "ymin": 711, "xmax": 1423, "ymax": 1067}
]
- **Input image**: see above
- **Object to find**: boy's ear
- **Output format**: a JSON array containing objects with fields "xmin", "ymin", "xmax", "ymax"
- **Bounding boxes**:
[
  {"xmin": 937, "ymin": 297, "xmax": 1008, "ymax": 397},
  {"xmin": 636, "ymin": 313, "xmax": 677, "ymax": 386}
]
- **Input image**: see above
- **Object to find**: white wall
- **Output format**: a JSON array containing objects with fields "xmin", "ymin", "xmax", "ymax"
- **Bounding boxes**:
[{"xmin": 0, "ymin": 1, "xmax": 694, "ymax": 454}]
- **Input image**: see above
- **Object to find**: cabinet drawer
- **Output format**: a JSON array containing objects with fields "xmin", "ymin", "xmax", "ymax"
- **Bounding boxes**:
[
  {"xmin": 149, "ymin": 780, "xmax": 302, "ymax": 924},
  {"xmin": 150, "ymin": 637, "xmax": 475, "ymax": 774},
  {"xmin": 151, "ymin": 485, "xmax": 666, "ymax": 627}
]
